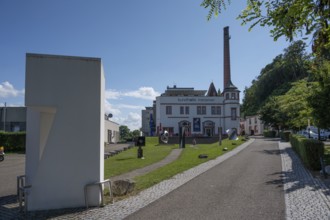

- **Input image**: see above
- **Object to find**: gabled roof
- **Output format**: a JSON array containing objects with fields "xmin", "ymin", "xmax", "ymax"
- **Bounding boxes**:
[{"xmin": 206, "ymin": 82, "xmax": 218, "ymax": 96}]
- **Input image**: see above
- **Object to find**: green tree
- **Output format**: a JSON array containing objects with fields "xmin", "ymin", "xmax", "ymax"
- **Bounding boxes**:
[
  {"xmin": 308, "ymin": 61, "xmax": 330, "ymax": 129},
  {"xmin": 131, "ymin": 129, "xmax": 141, "ymax": 138},
  {"xmin": 276, "ymin": 80, "xmax": 313, "ymax": 129},
  {"xmin": 241, "ymin": 41, "xmax": 310, "ymax": 116},
  {"xmin": 119, "ymin": 125, "xmax": 131, "ymax": 141},
  {"xmin": 259, "ymin": 96, "xmax": 288, "ymax": 130},
  {"xmin": 202, "ymin": 1, "xmax": 330, "ymax": 128},
  {"xmin": 201, "ymin": 0, "xmax": 330, "ymax": 59}
]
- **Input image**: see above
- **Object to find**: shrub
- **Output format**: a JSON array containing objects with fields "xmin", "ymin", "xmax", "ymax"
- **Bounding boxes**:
[
  {"xmin": 264, "ymin": 130, "xmax": 276, "ymax": 138},
  {"xmin": 280, "ymin": 131, "xmax": 291, "ymax": 142},
  {"xmin": 0, "ymin": 131, "xmax": 26, "ymax": 152},
  {"xmin": 290, "ymin": 134, "xmax": 324, "ymax": 170}
]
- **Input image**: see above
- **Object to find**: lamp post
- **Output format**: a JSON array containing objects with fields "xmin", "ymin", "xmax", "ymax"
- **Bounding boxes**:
[{"xmin": 3, "ymin": 102, "xmax": 6, "ymax": 132}]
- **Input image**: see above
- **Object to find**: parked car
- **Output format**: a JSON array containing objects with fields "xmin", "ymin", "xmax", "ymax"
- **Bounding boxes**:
[{"xmin": 302, "ymin": 130, "xmax": 327, "ymax": 141}]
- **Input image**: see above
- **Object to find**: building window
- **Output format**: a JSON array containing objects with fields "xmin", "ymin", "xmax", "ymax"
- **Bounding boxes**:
[
  {"xmin": 231, "ymin": 93, "xmax": 236, "ymax": 99},
  {"xmin": 166, "ymin": 106, "xmax": 172, "ymax": 115},
  {"xmin": 211, "ymin": 106, "xmax": 221, "ymax": 115},
  {"xmin": 197, "ymin": 106, "xmax": 206, "ymax": 115},
  {"xmin": 180, "ymin": 106, "xmax": 189, "ymax": 115},
  {"xmin": 202, "ymin": 106, "xmax": 206, "ymax": 114},
  {"xmin": 180, "ymin": 106, "xmax": 184, "ymax": 115},
  {"xmin": 226, "ymin": 93, "xmax": 229, "ymax": 99},
  {"xmin": 185, "ymin": 106, "xmax": 189, "ymax": 115},
  {"xmin": 231, "ymin": 108, "xmax": 237, "ymax": 120}
]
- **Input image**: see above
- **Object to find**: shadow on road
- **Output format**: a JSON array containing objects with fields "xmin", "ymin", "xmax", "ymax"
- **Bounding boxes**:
[
  {"xmin": 0, "ymin": 194, "xmax": 91, "ymax": 219},
  {"xmin": 263, "ymin": 143, "xmax": 330, "ymax": 197}
]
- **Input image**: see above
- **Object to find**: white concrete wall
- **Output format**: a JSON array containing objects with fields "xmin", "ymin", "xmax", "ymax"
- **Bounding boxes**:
[{"xmin": 25, "ymin": 53, "xmax": 105, "ymax": 211}]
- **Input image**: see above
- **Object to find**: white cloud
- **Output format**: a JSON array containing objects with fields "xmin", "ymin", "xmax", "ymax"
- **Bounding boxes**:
[
  {"xmin": 105, "ymin": 89, "xmax": 121, "ymax": 100},
  {"xmin": 105, "ymin": 87, "xmax": 160, "ymax": 101},
  {"xmin": 0, "ymin": 81, "xmax": 24, "ymax": 98},
  {"xmin": 123, "ymin": 112, "xmax": 141, "ymax": 130},
  {"xmin": 117, "ymin": 104, "xmax": 144, "ymax": 110},
  {"xmin": 112, "ymin": 112, "xmax": 141, "ymax": 131},
  {"xmin": 104, "ymin": 100, "xmax": 121, "ymax": 116},
  {"xmin": 123, "ymin": 87, "xmax": 160, "ymax": 100}
]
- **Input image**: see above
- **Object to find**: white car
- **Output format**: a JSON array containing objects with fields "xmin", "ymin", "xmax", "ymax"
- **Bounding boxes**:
[{"xmin": 303, "ymin": 130, "xmax": 327, "ymax": 141}]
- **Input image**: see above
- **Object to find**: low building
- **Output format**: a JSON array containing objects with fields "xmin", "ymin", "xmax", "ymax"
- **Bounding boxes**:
[
  {"xmin": 240, "ymin": 115, "xmax": 265, "ymax": 135},
  {"xmin": 0, "ymin": 106, "xmax": 26, "ymax": 132},
  {"xmin": 104, "ymin": 114, "xmax": 120, "ymax": 144},
  {"xmin": 0, "ymin": 107, "xmax": 120, "ymax": 143}
]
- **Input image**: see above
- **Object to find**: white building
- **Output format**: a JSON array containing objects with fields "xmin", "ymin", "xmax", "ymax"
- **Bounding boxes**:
[
  {"xmin": 104, "ymin": 114, "xmax": 120, "ymax": 143},
  {"xmin": 155, "ymin": 83, "xmax": 240, "ymax": 136},
  {"xmin": 146, "ymin": 26, "xmax": 241, "ymax": 137},
  {"xmin": 240, "ymin": 115, "xmax": 265, "ymax": 135}
]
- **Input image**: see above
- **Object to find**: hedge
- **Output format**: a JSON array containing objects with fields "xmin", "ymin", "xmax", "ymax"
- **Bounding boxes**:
[
  {"xmin": 263, "ymin": 130, "xmax": 277, "ymax": 138},
  {"xmin": 290, "ymin": 134, "xmax": 324, "ymax": 170},
  {"xmin": 0, "ymin": 131, "xmax": 26, "ymax": 152}
]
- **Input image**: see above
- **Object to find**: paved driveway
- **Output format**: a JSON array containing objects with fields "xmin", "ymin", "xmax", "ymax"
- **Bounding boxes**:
[
  {"xmin": 0, "ymin": 154, "xmax": 25, "ymax": 197},
  {"xmin": 125, "ymin": 138, "xmax": 286, "ymax": 220}
]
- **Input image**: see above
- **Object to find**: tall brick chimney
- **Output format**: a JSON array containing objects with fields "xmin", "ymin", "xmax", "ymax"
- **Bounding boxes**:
[{"xmin": 223, "ymin": 26, "xmax": 231, "ymax": 89}]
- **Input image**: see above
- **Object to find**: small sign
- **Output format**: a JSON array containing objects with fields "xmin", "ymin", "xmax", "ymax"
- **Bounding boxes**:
[{"xmin": 136, "ymin": 136, "xmax": 145, "ymax": 147}]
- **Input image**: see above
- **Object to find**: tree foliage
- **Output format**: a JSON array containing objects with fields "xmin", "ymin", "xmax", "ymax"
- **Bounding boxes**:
[
  {"xmin": 259, "ymin": 96, "xmax": 288, "ymax": 129},
  {"xmin": 119, "ymin": 126, "xmax": 142, "ymax": 141},
  {"xmin": 276, "ymin": 80, "xmax": 313, "ymax": 129},
  {"xmin": 201, "ymin": 0, "xmax": 330, "ymax": 129},
  {"xmin": 241, "ymin": 41, "xmax": 310, "ymax": 116},
  {"xmin": 308, "ymin": 61, "xmax": 330, "ymax": 129},
  {"xmin": 201, "ymin": 0, "xmax": 330, "ymax": 59}
]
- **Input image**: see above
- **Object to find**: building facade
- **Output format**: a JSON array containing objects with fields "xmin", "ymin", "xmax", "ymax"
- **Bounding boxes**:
[
  {"xmin": 143, "ymin": 26, "xmax": 241, "ymax": 137},
  {"xmin": 155, "ymin": 84, "xmax": 240, "ymax": 136},
  {"xmin": 104, "ymin": 114, "xmax": 120, "ymax": 144},
  {"xmin": 240, "ymin": 115, "xmax": 265, "ymax": 135},
  {"xmin": 141, "ymin": 107, "xmax": 155, "ymax": 136},
  {"xmin": 0, "ymin": 106, "xmax": 26, "ymax": 132}
]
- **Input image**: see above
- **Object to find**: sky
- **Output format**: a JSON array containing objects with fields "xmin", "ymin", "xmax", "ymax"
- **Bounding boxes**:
[{"xmin": 0, "ymin": 0, "xmax": 295, "ymax": 131}]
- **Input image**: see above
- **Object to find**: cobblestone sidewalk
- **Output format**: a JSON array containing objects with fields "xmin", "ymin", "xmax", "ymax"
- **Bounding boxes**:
[{"xmin": 279, "ymin": 141, "xmax": 330, "ymax": 220}]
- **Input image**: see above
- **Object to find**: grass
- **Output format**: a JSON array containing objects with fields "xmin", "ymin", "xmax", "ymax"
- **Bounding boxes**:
[
  {"xmin": 104, "ymin": 137, "xmax": 175, "ymax": 178},
  {"xmin": 134, "ymin": 138, "xmax": 246, "ymax": 192}
]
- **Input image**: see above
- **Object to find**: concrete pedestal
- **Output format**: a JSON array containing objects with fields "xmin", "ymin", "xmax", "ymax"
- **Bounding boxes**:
[{"xmin": 25, "ymin": 53, "xmax": 105, "ymax": 211}]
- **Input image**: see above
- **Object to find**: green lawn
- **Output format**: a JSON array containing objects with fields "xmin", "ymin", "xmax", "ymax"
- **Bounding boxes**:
[
  {"xmin": 104, "ymin": 137, "xmax": 175, "ymax": 178},
  {"xmin": 104, "ymin": 137, "xmax": 247, "ymax": 195},
  {"xmin": 134, "ymin": 138, "xmax": 246, "ymax": 191}
]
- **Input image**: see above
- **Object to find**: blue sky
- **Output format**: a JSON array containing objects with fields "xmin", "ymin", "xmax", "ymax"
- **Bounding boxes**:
[{"xmin": 0, "ymin": 0, "xmax": 295, "ymax": 130}]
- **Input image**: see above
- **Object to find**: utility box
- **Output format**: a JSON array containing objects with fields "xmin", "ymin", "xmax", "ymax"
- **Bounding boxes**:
[{"xmin": 25, "ymin": 53, "xmax": 105, "ymax": 211}]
